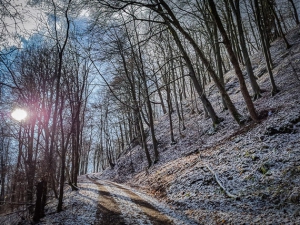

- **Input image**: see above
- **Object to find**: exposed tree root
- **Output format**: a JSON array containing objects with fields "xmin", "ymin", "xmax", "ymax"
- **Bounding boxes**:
[
  {"xmin": 68, "ymin": 181, "xmax": 79, "ymax": 191},
  {"xmin": 206, "ymin": 164, "xmax": 239, "ymax": 199}
]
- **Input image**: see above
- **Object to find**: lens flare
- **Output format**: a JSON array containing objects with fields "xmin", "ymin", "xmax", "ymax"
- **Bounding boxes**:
[{"xmin": 11, "ymin": 109, "xmax": 27, "ymax": 121}]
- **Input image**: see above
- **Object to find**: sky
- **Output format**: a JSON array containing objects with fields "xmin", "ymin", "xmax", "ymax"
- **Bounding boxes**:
[
  {"xmin": 2, "ymin": 0, "xmax": 90, "ymax": 48},
  {"xmin": 2, "ymin": 0, "xmax": 40, "ymax": 47}
]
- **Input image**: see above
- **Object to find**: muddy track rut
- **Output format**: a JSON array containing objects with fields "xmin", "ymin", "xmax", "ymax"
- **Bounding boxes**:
[{"xmin": 85, "ymin": 175, "xmax": 197, "ymax": 225}]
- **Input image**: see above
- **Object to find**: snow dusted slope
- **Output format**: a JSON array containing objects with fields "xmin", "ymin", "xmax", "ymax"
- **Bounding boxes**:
[
  {"xmin": 33, "ymin": 24, "xmax": 300, "ymax": 225},
  {"xmin": 98, "ymin": 25, "xmax": 300, "ymax": 224}
]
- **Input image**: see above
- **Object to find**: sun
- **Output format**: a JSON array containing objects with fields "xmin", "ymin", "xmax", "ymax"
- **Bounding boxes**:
[{"xmin": 11, "ymin": 108, "xmax": 28, "ymax": 121}]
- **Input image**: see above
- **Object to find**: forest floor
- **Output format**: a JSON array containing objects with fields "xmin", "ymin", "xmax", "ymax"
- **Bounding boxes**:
[{"xmin": 1, "ymin": 26, "xmax": 300, "ymax": 225}]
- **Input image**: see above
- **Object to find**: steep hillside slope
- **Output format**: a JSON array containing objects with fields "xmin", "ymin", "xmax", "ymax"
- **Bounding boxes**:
[{"xmin": 97, "ymin": 25, "xmax": 300, "ymax": 224}]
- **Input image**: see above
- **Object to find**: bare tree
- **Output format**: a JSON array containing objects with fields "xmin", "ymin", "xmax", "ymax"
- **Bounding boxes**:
[
  {"xmin": 229, "ymin": 0, "xmax": 262, "ymax": 99},
  {"xmin": 208, "ymin": 0, "xmax": 259, "ymax": 122},
  {"xmin": 253, "ymin": 0, "xmax": 279, "ymax": 95}
]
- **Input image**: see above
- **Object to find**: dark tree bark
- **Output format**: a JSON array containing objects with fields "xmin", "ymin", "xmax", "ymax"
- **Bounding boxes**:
[
  {"xmin": 254, "ymin": 0, "xmax": 279, "ymax": 95},
  {"xmin": 169, "ymin": 44, "xmax": 182, "ymax": 137},
  {"xmin": 213, "ymin": 22, "xmax": 228, "ymax": 109},
  {"xmin": 229, "ymin": 0, "xmax": 262, "ymax": 100},
  {"xmin": 208, "ymin": 0, "xmax": 259, "ymax": 122},
  {"xmin": 157, "ymin": 45, "xmax": 176, "ymax": 143},
  {"xmin": 166, "ymin": 20, "xmax": 221, "ymax": 125},
  {"xmin": 153, "ymin": 69, "xmax": 167, "ymax": 114},
  {"xmin": 33, "ymin": 181, "xmax": 43, "ymax": 222},
  {"xmin": 33, "ymin": 179, "xmax": 47, "ymax": 222},
  {"xmin": 288, "ymin": 0, "xmax": 300, "ymax": 25},
  {"xmin": 57, "ymin": 94, "xmax": 71, "ymax": 212},
  {"xmin": 117, "ymin": 33, "xmax": 153, "ymax": 167},
  {"xmin": 266, "ymin": 0, "xmax": 291, "ymax": 49},
  {"xmin": 48, "ymin": 0, "xmax": 71, "ymax": 201},
  {"xmin": 0, "ymin": 129, "xmax": 9, "ymax": 205},
  {"xmin": 156, "ymin": 0, "xmax": 242, "ymax": 124},
  {"xmin": 223, "ymin": 1, "xmax": 244, "ymax": 65}
]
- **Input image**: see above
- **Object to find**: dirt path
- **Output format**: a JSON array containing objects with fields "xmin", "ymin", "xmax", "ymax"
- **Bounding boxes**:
[{"xmin": 86, "ymin": 175, "xmax": 197, "ymax": 225}]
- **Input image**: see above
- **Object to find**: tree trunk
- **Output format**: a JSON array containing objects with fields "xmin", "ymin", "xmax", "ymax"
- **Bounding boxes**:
[
  {"xmin": 157, "ymin": 0, "xmax": 242, "ymax": 124},
  {"xmin": 33, "ymin": 181, "xmax": 43, "ymax": 222},
  {"xmin": 229, "ymin": 0, "xmax": 261, "ymax": 99},
  {"xmin": 166, "ymin": 83, "xmax": 176, "ymax": 144},
  {"xmin": 208, "ymin": 0, "xmax": 259, "ymax": 122},
  {"xmin": 166, "ymin": 21, "xmax": 221, "ymax": 125},
  {"xmin": 154, "ymin": 74, "xmax": 167, "ymax": 114},
  {"xmin": 224, "ymin": 1, "xmax": 244, "ymax": 65},
  {"xmin": 288, "ymin": 0, "xmax": 300, "ymax": 25},
  {"xmin": 213, "ymin": 21, "xmax": 228, "ymax": 109},
  {"xmin": 138, "ymin": 110, "xmax": 152, "ymax": 167},
  {"xmin": 254, "ymin": 0, "xmax": 279, "ymax": 95},
  {"xmin": 57, "ymin": 96, "xmax": 70, "ymax": 212},
  {"xmin": 266, "ymin": 0, "xmax": 291, "ymax": 49},
  {"xmin": 48, "ymin": 0, "xmax": 71, "ymax": 201}
]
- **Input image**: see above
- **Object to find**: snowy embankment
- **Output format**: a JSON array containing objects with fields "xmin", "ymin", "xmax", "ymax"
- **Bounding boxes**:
[
  {"xmin": 98, "ymin": 25, "xmax": 300, "ymax": 224},
  {"xmin": 37, "ymin": 176, "xmax": 99, "ymax": 225},
  {"xmin": 0, "ymin": 175, "xmax": 99, "ymax": 225}
]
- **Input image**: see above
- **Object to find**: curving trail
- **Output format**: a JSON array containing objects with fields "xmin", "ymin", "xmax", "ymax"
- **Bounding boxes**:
[{"xmin": 85, "ymin": 174, "xmax": 197, "ymax": 225}]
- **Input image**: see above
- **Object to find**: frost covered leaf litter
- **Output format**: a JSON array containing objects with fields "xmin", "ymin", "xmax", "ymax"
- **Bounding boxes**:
[
  {"xmin": 99, "ymin": 25, "xmax": 300, "ymax": 224},
  {"xmin": 37, "ymin": 176, "xmax": 99, "ymax": 225}
]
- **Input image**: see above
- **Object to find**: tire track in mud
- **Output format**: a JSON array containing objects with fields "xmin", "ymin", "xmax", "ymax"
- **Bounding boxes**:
[
  {"xmin": 104, "ymin": 180, "xmax": 173, "ymax": 225},
  {"xmin": 86, "ymin": 175, "xmax": 126, "ymax": 225},
  {"xmin": 87, "ymin": 175, "xmax": 173, "ymax": 225}
]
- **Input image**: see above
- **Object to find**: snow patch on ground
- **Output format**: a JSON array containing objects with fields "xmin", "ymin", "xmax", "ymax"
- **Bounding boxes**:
[{"xmin": 37, "ymin": 176, "xmax": 98, "ymax": 225}]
